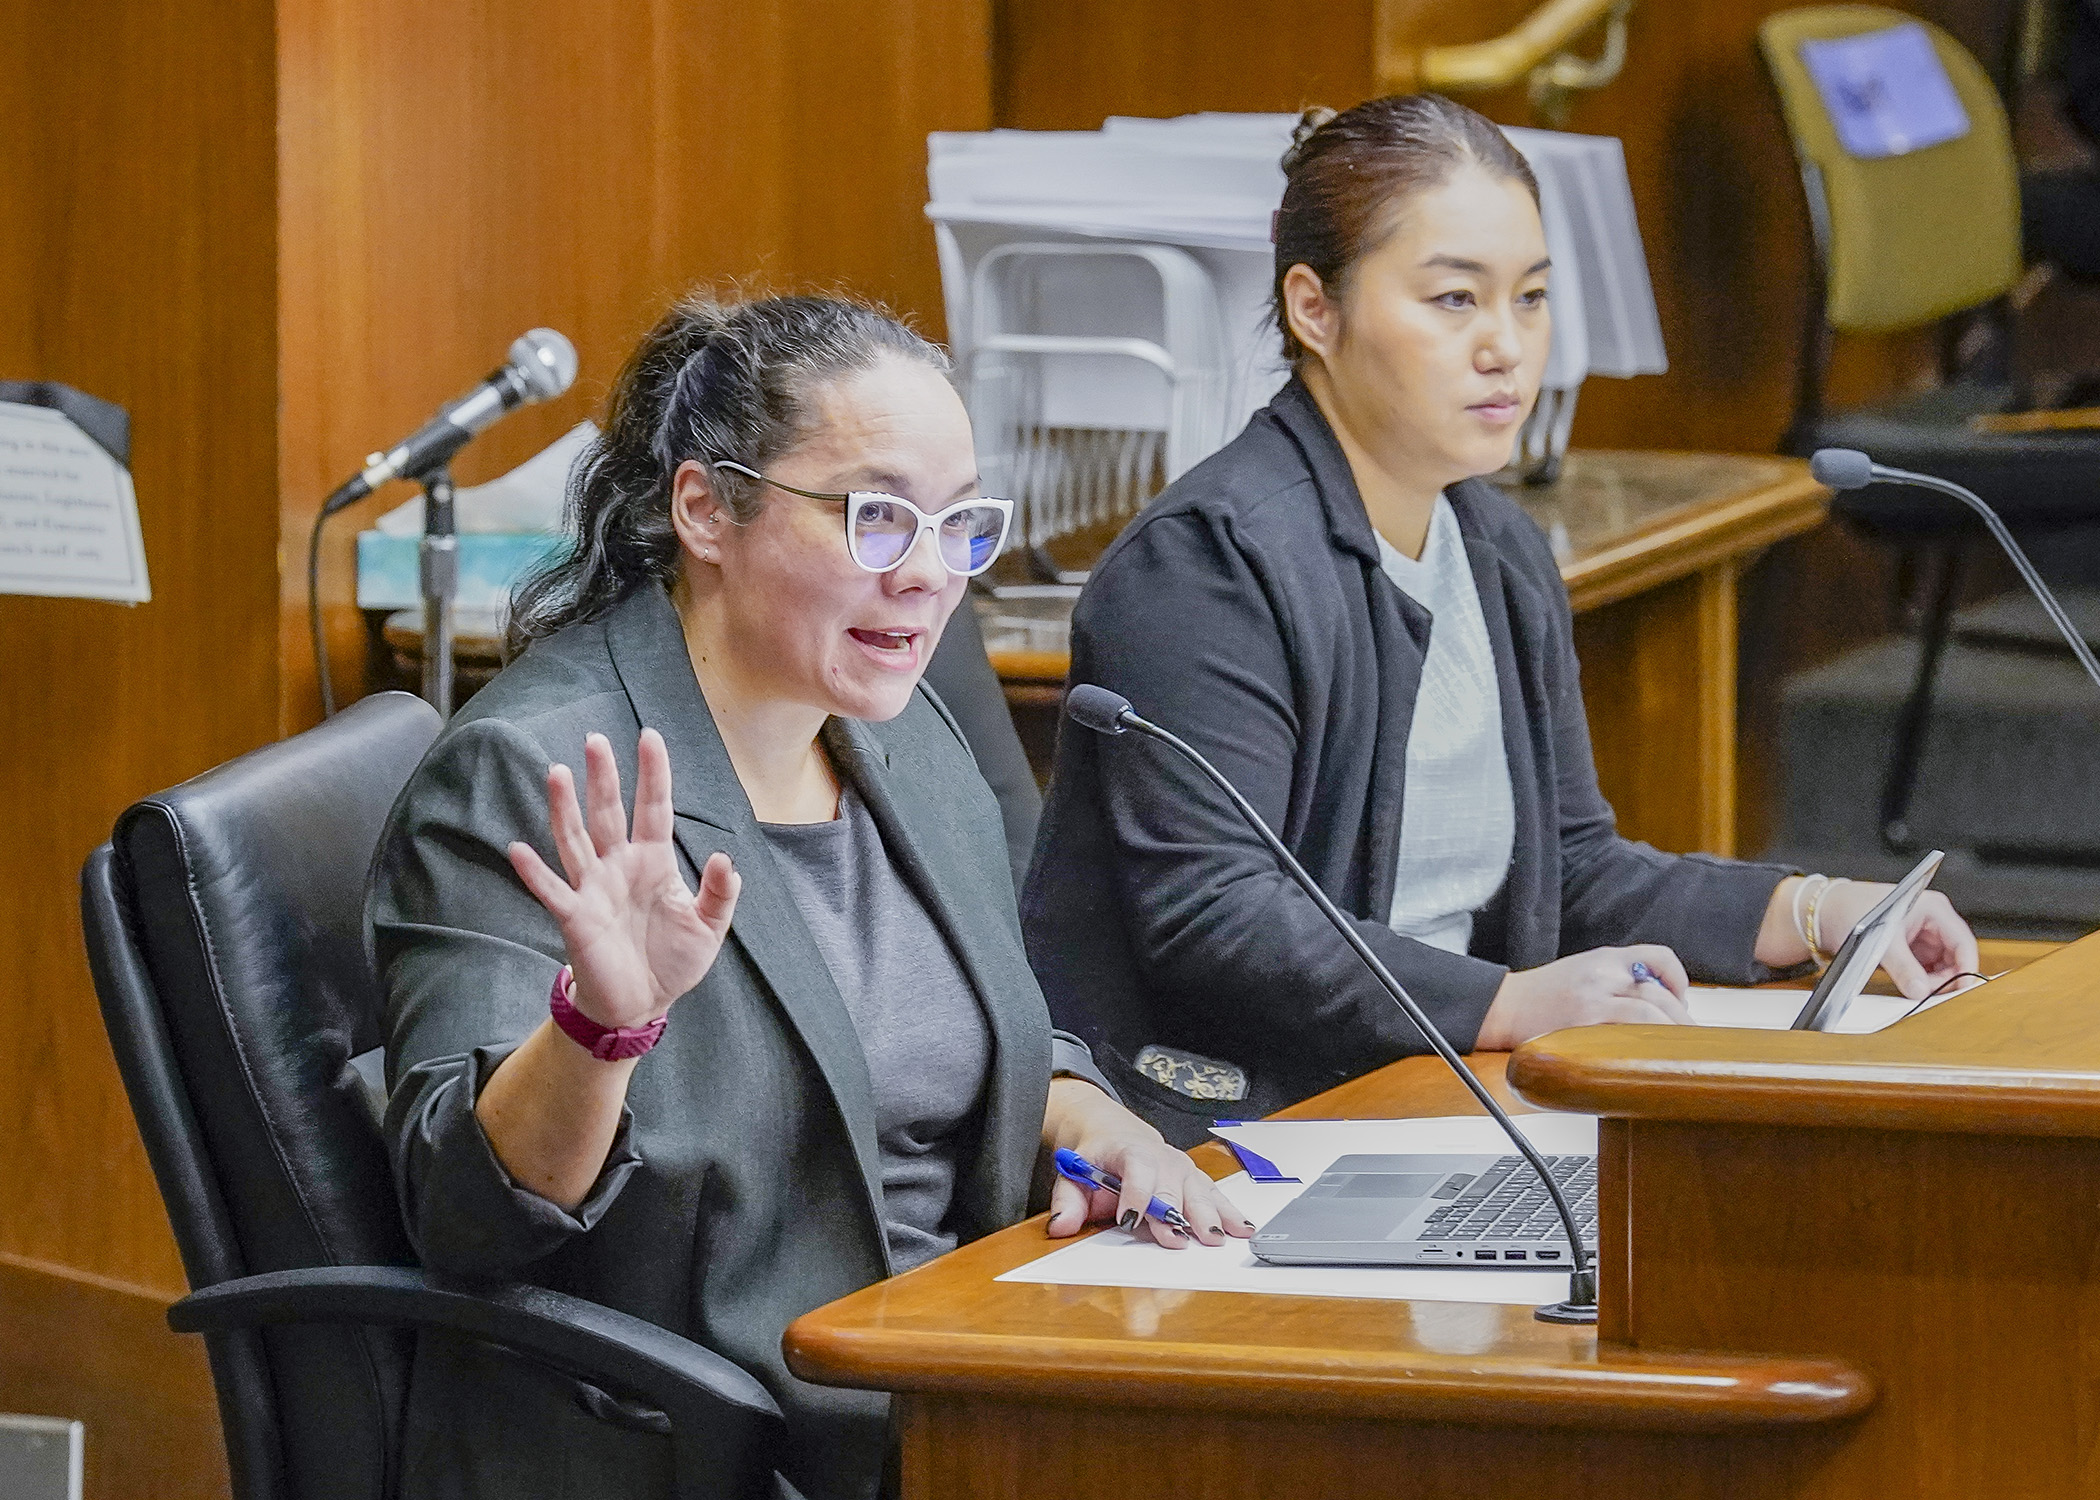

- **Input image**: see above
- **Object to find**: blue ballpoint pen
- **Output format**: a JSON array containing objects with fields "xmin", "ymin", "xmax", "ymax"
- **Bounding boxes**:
[{"xmin": 1052, "ymin": 1147, "xmax": 1199, "ymax": 1236}]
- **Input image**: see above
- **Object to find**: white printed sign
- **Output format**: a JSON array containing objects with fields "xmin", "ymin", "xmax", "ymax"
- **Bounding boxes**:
[{"xmin": 0, "ymin": 399, "xmax": 150, "ymax": 602}]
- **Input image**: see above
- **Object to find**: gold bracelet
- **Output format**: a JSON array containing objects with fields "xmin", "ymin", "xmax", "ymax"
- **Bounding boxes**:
[
  {"xmin": 1803, "ymin": 876, "xmax": 1844, "ymax": 965},
  {"xmin": 1792, "ymin": 874, "xmax": 1828, "ymax": 962}
]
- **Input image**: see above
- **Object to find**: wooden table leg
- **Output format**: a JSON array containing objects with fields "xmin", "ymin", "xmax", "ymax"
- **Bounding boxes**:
[{"xmin": 1573, "ymin": 559, "xmax": 1740, "ymax": 858}]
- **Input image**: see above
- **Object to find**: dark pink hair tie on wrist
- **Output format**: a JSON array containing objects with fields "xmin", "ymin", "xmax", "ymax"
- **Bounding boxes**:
[{"xmin": 549, "ymin": 966, "xmax": 667, "ymax": 1061}]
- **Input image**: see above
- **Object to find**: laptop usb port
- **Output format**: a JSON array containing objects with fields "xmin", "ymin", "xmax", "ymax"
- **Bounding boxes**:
[
  {"xmin": 1503, "ymin": 1250, "xmax": 1526, "ymax": 1260},
  {"xmin": 1474, "ymin": 1250, "xmax": 1497, "ymax": 1260}
]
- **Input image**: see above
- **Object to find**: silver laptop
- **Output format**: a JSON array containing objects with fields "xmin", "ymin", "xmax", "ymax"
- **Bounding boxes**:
[
  {"xmin": 1251, "ymin": 1152, "xmax": 1596, "ymax": 1268},
  {"xmin": 1254, "ymin": 850, "xmax": 1947, "ymax": 1269}
]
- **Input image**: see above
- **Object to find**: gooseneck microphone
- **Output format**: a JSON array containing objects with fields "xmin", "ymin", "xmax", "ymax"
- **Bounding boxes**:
[
  {"xmin": 310, "ymin": 328, "xmax": 579, "ymax": 718},
  {"xmin": 320, "ymin": 328, "xmax": 579, "ymax": 516},
  {"xmin": 1810, "ymin": 448, "xmax": 2100, "ymax": 696},
  {"xmin": 1063, "ymin": 684, "xmax": 1599, "ymax": 1325}
]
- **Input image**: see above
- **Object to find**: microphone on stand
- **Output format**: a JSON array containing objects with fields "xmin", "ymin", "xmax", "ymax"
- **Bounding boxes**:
[
  {"xmin": 309, "ymin": 328, "xmax": 579, "ymax": 718},
  {"xmin": 320, "ymin": 328, "xmax": 579, "ymax": 516},
  {"xmin": 1809, "ymin": 449, "xmax": 2100, "ymax": 695},
  {"xmin": 1062, "ymin": 684, "xmax": 1599, "ymax": 1325}
]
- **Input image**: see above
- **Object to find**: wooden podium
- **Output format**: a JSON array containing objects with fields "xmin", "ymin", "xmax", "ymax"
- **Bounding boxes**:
[{"xmin": 785, "ymin": 935, "xmax": 2094, "ymax": 1498}]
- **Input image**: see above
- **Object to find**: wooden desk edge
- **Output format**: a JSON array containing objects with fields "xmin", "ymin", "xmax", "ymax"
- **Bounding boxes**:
[
  {"xmin": 1555, "ymin": 465, "xmax": 1827, "ymax": 613},
  {"xmin": 984, "ymin": 456, "xmax": 1830, "ymax": 681},
  {"xmin": 1510, "ymin": 934, "xmax": 2100, "ymax": 1133},
  {"xmin": 784, "ymin": 1302, "xmax": 1873, "ymax": 1431}
]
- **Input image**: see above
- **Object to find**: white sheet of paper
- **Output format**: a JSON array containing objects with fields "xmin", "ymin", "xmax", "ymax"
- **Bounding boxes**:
[
  {"xmin": 375, "ymin": 420, "xmax": 598, "ymax": 537},
  {"xmin": 0, "ymin": 401, "xmax": 150, "ymax": 602},
  {"xmin": 998, "ymin": 1114, "xmax": 1597, "ymax": 1306},
  {"xmin": 1685, "ymin": 985, "xmax": 1938, "ymax": 1032}
]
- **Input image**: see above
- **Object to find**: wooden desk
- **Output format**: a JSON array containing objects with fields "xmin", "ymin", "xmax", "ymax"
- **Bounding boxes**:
[
  {"xmin": 981, "ymin": 450, "xmax": 1828, "ymax": 857},
  {"xmin": 785, "ymin": 936, "xmax": 2082, "ymax": 1499}
]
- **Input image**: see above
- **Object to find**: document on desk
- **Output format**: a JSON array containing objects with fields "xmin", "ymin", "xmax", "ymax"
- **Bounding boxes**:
[
  {"xmin": 997, "ymin": 1113, "xmax": 1597, "ymax": 1306},
  {"xmin": 1685, "ymin": 986, "xmax": 1929, "ymax": 1031}
]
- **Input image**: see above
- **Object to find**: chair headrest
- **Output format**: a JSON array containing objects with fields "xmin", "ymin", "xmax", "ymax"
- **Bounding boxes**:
[{"xmin": 1759, "ymin": 7, "xmax": 2020, "ymax": 332}]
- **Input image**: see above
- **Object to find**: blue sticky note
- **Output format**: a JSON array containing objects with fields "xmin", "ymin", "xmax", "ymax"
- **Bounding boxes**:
[
  {"xmin": 1223, "ymin": 1140, "xmax": 1301, "ymax": 1184},
  {"xmin": 1800, "ymin": 23, "xmax": 1971, "ymax": 160}
]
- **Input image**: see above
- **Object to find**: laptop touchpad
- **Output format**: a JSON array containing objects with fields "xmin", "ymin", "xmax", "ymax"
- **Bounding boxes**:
[{"xmin": 1332, "ymin": 1173, "xmax": 1441, "ymax": 1199}]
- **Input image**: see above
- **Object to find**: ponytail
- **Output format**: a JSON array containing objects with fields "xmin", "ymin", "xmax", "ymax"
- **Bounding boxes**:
[{"xmin": 506, "ymin": 290, "xmax": 948, "ymax": 655}]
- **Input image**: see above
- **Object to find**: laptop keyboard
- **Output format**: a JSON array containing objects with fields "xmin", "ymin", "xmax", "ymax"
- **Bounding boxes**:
[{"xmin": 1414, "ymin": 1154, "xmax": 1596, "ymax": 1247}]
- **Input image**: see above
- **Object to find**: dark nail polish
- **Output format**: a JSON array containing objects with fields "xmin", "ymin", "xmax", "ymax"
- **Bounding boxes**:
[
  {"xmin": 1171, "ymin": 1226, "xmax": 1189, "ymax": 1239},
  {"xmin": 1208, "ymin": 1225, "xmax": 1222, "ymax": 1237},
  {"xmin": 1117, "ymin": 1209, "xmax": 1141, "ymax": 1232},
  {"xmin": 1243, "ymin": 1220, "xmax": 1257, "ymax": 1229}
]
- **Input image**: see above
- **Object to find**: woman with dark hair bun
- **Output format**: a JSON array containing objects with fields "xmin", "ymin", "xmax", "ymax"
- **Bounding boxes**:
[
  {"xmin": 370, "ymin": 290, "xmax": 1247, "ymax": 1500},
  {"xmin": 1023, "ymin": 95, "xmax": 1978, "ymax": 1143}
]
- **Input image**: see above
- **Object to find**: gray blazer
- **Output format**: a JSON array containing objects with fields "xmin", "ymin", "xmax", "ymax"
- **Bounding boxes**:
[{"xmin": 368, "ymin": 585, "xmax": 1066, "ymax": 1500}]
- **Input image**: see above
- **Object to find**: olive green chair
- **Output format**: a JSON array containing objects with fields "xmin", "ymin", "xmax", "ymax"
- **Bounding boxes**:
[{"xmin": 1760, "ymin": 5, "xmax": 2100, "ymax": 850}]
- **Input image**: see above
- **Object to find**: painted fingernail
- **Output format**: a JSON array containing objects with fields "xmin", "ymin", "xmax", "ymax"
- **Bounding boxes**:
[
  {"xmin": 1118, "ymin": 1209, "xmax": 1141, "ymax": 1232},
  {"xmin": 1243, "ymin": 1219, "xmax": 1257, "ymax": 1229},
  {"xmin": 1208, "ymin": 1225, "xmax": 1222, "ymax": 1237},
  {"xmin": 1171, "ymin": 1226, "xmax": 1189, "ymax": 1239}
]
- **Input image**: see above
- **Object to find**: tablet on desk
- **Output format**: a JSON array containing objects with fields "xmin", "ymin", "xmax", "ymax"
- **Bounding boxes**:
[{"xmin": 1791, "ymin": 849, "xmax": 1945, "ymax": 1032}]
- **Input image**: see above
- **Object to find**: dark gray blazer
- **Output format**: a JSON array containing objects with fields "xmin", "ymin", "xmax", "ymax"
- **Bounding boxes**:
[
  {"xmin": 1023, "ymin": 378, "xmax": 1796, "ymax": 1138},
  {"xmin": 368, "ymin": 585, "xmax": 1064, "ymax": 1500}
]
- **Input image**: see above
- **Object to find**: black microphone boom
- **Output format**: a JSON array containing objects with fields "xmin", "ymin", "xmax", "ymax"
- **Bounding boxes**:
[
  {"xmin": 1809, "ymin": 448, "xmax": 2100, "ymax": 695},
  {"xmin": 1061, "ymin": 683, "xmax": 1599, "ymax": 1324},
  {"xmin": 320, "ymin": 328, "xmax": 579, "ymax": 516}
]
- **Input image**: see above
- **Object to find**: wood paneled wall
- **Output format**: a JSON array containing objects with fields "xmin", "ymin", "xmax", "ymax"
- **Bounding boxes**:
[
  {"xmin": 0, "ymin": 0, "xmax": 280, "ymax": 1294},
  {"xmin": 285, "ymin": 0, "xmax": 992, "ymax": 728},
  {"xmin": 7, "ymin": 2, "xmax": 988, "ymax": 1495},
  {"xmin": 993, "ymin": 0, "xmax": 2021, "ymax": 454},
  {"xmin": 0, "ymin": 0, "xmax": 278, "ymax": 1492}
]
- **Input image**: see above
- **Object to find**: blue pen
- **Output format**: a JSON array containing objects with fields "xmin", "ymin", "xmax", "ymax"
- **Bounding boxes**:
[{"xmin": 1052, "ymin": 1148, "xmax": 1199, "ymax": 1236}]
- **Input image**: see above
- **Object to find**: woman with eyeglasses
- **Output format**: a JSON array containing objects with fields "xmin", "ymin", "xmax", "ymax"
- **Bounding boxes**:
[
  {"xmin": 368, "ymin": 292, "xmax": 1247, "ymax": 1500},
  {"xmin": 1022, "ymin": 94, "xmax": 1980, "ymax": 1144}
]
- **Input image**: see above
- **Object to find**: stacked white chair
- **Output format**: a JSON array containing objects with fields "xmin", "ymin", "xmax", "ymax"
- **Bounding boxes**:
[
  {"xmin": 966, "ymin": 241, "xmax": 1231, "ymax": 551},
  {"xmin": 925, "ymin": 114, "xmax": 1668, "ymax": 560}
]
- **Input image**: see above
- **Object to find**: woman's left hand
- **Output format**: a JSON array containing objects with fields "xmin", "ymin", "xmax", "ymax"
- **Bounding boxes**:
[
  {"xmin": 1041, "ymin": 1079, "xmax": 1255, "ymax": 1250},
  {"xmin": 1817, "ymin": 881, "xmax": 1981, "ymax": 1001}
]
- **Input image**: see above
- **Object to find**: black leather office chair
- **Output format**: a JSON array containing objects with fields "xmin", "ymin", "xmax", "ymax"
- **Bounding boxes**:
[{"xmin": 80, "ymin": 691, "xmax": 783, "ymax": 1500}]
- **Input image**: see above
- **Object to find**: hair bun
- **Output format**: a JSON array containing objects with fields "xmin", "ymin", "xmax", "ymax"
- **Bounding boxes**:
[
  {"xmin": 1285, "ymin": 105, "xmax": 1335, "ymax": 149},
  {"xmin": 1283, "ymin": 106, "xmax": 1338, "ymax": 170}
]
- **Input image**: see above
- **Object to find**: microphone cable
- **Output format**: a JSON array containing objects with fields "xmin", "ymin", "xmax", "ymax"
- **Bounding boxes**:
[{"xmin": 309, "ymin": 494, "xmax": 342, "ymax": 718}]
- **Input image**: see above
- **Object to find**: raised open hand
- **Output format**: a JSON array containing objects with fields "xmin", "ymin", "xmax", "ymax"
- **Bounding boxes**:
[{"xmin": 507, "ymin": 729, "xmax": 740, "ymax": 1031}]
